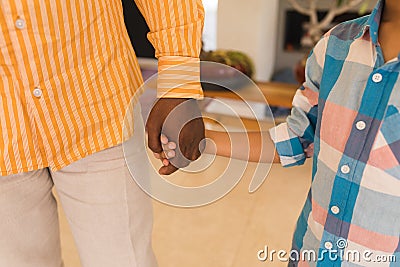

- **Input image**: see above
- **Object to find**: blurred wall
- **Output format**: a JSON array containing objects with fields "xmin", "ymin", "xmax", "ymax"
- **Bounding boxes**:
[
  {"xmin": 216, "ymin": 0, "xmax": 279, "ymax": 82},
  {"xmin": 274, "ymin": 0, "xmax": 377, "ymax": 73},
  {"xmin": 216, "ymin": 0, "xmax": 376, "ymax": 82}
]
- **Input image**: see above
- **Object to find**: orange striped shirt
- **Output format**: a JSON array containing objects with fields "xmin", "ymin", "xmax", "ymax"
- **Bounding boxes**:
[{"xmin": 0, "ymin": 0, "xmax": 204, "ymax": 175}]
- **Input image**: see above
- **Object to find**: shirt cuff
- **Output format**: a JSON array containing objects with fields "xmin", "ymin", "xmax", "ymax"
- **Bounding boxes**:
[
  {"xmin": 269, "ymin": 123, "xmax": 307, "ymax": 167},
  {"xmin": 157, "ymin": 56, "xmax": 203, "ymax": 99}
]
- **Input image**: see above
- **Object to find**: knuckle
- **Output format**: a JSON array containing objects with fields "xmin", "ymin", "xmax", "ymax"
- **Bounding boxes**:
[
  {"xmin": 148, "ymin": 142, "xmax": 162, "ymax": 153},
  {"xmin": 191, "ymin": 152, "xmax": 200, "ymax": 161}
]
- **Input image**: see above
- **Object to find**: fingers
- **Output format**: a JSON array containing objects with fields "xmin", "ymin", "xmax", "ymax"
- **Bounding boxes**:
[
  {"xmin": 191, "ymin": 149, "xmax": 201, "ymax": 161},
  {"xmin": 147, "ymin": 126, "xmax": 163, "ymax": 154},
  {"xmin": 166, "ymin": 141, "xmax": 176, "ymax": 150},
  {"xmin": 160, "ymin": 134, "xmax": 168, "ymax": 145},
  {"xmin": 162, "ymin": 158, "xmax": 169, "ymax": 166},
  {"xmin": 155, "ymin": 133, "xmax": 202, "ymax": 175},
  {"xmin": 154, "ymin": 151, "xmax": 172, "ymax": 165},
  {"xmin": 154, "ymin": 134, "xmax": 177, "ymax": 171},
  {"xmin": 159, "ymin": 163, "xmax": 179, "ymax": 175},
  {"xmin": 188, "ymin": 138, "xmax": 205, "ymax": 161},
  {"xmin": 160, "ymin": 134, "xmax": 176, "ymax": 159},
  {"xmin": 147, "ymin": 98, "xmax": 205, "ymax": 175},
  {"xmin": 178, "ymin": 117, "xmax": 205, "ymax": 163},
  {"xmin": 159, "ymin": 134, "xmax": 182, "ymax": 174},
  {"xmin": 304, "ymin": 143, "xmax": 314, "ymax": 158},
  {"xmin": 166, "ymin": 150, "xmax": 176, "ymax": 158}
]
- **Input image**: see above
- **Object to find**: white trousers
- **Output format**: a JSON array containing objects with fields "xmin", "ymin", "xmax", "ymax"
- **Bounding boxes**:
[{"xmin": 0, "ymin": 106, "xmax": 157, "ymax": 267}]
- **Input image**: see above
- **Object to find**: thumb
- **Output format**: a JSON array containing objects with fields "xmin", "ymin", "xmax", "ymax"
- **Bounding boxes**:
[{"xmin": 159, "ymin": 164, "xmax": 178, "ymax": 175}]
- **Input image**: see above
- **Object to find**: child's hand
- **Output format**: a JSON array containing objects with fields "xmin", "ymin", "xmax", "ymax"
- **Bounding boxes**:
[
  {"xmin": 304, "ymin": 143, "xmax": 314, "ymax": 158},
  {"xmin": 153, "ymin": 134, "xmax": 177, "ymax": 167}
]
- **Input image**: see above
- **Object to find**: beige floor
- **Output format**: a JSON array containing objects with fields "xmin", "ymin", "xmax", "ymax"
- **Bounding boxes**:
[{"xmin": 58, "ymin": 152, "xmax": 312, "ymax": 267}]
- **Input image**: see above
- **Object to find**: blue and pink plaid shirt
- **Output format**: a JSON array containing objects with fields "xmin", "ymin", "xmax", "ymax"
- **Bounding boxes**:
[{"xmin": 269, "ymin": 0, "xmax": 399, "ymax": 265}]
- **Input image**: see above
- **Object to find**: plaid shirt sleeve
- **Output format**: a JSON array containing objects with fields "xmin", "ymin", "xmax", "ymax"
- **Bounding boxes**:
[{"xmin": 269, "ymin": 35, "xmax": 328, "ymax": 167}]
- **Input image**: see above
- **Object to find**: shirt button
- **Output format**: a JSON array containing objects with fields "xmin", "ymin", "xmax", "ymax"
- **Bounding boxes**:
[
  {"xmin": 372, "ymin": 73, "xmax": 383, "ymax": 83},
  {"xmin": 15, "ymin": 18, "xmax": 26, "ymax": 29},
  {"xmin": 331, "ymin": 205, "xmax": 340, "ymax": 214},
  {"xmin": 324, "ymin": 241, "xmax": 333, "ymax": 250},
  {"xmin": 356, "ymin": 120, "xmax": 366, "ymax": 131},
  {"xmin": 32, "ymin": 87, "xmax": 43, "ymax": 98},
  {"xmin": 341, "ymin": 165, "xmax": 350, "ymax": 174}
]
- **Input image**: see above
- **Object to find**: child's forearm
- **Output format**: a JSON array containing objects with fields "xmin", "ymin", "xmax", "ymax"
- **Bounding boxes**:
[{"xmin": 205, "ymin": 130, "xmax": 280, "ymax": 163}]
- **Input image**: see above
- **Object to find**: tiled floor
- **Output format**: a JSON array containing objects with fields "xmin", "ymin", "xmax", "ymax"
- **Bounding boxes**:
[{"xmin": 59, "ymin": 152, "xmax": 312, "ymax": 267}]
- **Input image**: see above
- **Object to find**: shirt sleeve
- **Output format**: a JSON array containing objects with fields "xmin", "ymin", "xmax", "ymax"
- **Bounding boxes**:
[
  {"xmin": 269, "ymin": 35, "xmax": 328, "ymax": 167},
  {"xmin": 134, "ymin": 0, "xmax": 204, "ymax": 99}
]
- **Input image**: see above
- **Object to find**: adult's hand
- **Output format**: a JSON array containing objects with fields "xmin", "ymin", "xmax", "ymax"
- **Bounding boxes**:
[{"xmin": 146, "ymin": 98, "xmax": 205, "ymax": 175}]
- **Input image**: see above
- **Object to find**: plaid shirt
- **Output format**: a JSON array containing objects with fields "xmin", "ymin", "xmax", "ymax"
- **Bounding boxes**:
[{"xmin": 269, "ymin": 1, "xmax": 400, "ymax": 265}]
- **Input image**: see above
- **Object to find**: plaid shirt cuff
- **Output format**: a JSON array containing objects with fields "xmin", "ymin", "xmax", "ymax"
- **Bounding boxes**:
[{"xmin": 269, "ymin": 123, "xmax": 307, "ymax": 167}]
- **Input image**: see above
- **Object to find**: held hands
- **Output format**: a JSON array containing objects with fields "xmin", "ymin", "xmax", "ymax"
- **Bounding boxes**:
[
  {"xmin": 146, "ymin": 98, "xmax": 205, "ymax": 175},
  {"xmin": 153, "ymin": 134, "xmax": 177, "ymax": 167},
  {"xmin": 155, "ymin": 133, "xmax": 314, "ymax": 165}
]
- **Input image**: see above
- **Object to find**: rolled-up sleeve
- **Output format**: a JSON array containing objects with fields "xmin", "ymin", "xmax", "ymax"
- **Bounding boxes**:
[
  {"xmin": 134, "ymin": 0, "xmax": 204, "ymax": 99},
  {"xmin": 269, "ymin": 36, "xmax": 327, "ymax": 167}
]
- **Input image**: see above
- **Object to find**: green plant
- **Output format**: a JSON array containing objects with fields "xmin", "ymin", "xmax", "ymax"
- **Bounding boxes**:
[{"xmin": 200, "ymin": 50, "xmax": 255, "ymax": 78}]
